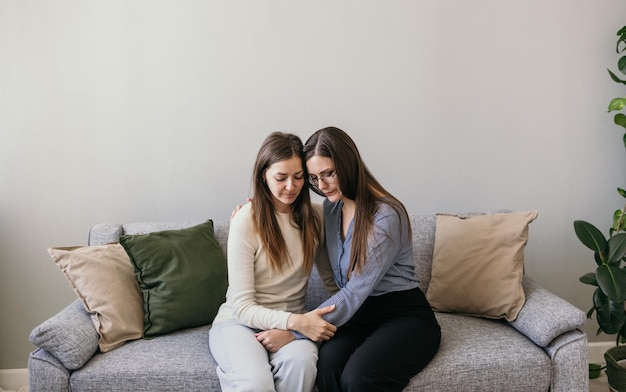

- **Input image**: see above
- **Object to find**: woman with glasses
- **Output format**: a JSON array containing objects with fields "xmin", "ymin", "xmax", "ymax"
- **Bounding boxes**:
[
  {"xmin": 303, "ymin": 126, "xmax": 441, "ymax": 392},
  {"xmin": 209, "ymin": 132, "xmax": 337, "ymax": 392}
]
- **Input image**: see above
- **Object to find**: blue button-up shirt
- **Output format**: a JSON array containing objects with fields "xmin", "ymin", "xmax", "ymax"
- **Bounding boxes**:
[{"xmin": 317, "ymin": 198, "xmax": 419, "ymax": 328}]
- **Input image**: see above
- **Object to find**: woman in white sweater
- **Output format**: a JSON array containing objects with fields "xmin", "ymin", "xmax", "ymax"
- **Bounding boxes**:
[{"xmin": 208, "ymin": 132, "xmax": 337, "ymax": 392}]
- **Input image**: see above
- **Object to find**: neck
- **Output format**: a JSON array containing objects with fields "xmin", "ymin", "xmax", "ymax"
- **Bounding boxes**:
[{"xmin": 273, "ymin": 201, "xmax": 291, "ymax": 214}]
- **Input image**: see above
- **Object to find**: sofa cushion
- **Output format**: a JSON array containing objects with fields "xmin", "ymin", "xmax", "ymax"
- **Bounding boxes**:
[
  {"xmin": 119, "ymin": 220, "xmax": 228, "ymax": 338},
  {"xmin": 405, "ymin": 313, "xmax": 551, "ymax": 391},
  {"xmin": 47, "ymin": 243, "xmax": 144, "ymax": 352},
  {"xmin": 69, "ymin": 325, "xmax": 221, "ymax": 391},
  {"xmin": 426, "ymin": 211, "xmax": 538, "ymax": 321}
]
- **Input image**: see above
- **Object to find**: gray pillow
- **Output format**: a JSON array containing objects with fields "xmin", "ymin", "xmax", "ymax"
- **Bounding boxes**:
[
  {"xmin": 29, "ymin": 299, "xmax": 99, "ymax": 370},
  {"xmin": 509, "ymin": 277, "xmax": 586, "ymax": 347}
]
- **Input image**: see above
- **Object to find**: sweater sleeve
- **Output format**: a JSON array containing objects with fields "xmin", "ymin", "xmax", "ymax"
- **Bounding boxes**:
[{"xmin": 226, "ymin": 204, "xmax": 292, "ymax": 330}]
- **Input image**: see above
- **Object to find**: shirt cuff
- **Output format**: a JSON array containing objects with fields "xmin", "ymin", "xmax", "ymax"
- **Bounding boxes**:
[{"xmin": 291, "ymin": 330, "xmax": 308, "ymax": 340}]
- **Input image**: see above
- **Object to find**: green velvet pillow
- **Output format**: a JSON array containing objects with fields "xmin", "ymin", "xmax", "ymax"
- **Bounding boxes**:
[{"xmin": 119, "ymin": 220, "xmax": 227, "ymax": 338}]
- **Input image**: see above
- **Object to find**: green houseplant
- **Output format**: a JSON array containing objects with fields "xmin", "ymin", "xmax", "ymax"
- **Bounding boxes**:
[{"xmin": 574, "ymin": 25, "xmax": 626, "ymax": 384}]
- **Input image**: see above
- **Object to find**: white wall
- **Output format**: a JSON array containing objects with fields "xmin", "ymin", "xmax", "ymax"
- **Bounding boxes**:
[{"xmin": 1, "ymin": 0, "xmax": 624, "ymax": 369}]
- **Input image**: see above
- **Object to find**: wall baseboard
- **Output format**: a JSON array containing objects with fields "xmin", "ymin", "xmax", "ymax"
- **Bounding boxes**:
[
  {"xmin": 589, "ymin": 341, "xmax": 615, "ymax": 364},
  {"xmin": 0, "ymin": 369, "xmax": 28, "ymax": 391}
]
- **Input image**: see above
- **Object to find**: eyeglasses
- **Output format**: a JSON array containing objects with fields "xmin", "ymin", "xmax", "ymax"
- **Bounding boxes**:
[{"xmin": 308, "ymin": 171, "xmax": 336, "ymax": 187}]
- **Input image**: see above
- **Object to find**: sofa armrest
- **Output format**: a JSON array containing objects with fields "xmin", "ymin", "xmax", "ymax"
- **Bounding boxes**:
[
  {"xmin": 543, "ymin": 329, "xmax": 588, "ymax": 392},
  {"xmin": 29, "ymin": 299, "xmax": 99, "ymax": 370},
  {"xmin": 509, "ymin": 276, "xmax": 586, "ymax": 347},
  {"xmin": 28, "ymin": 348, "xmax": 71, "ymax": 392}
]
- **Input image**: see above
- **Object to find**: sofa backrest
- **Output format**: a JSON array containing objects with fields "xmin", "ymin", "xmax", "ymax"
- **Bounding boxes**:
[
  {"xmin": 88, "ymin": 220, "xmax": 231, "ymax": 254},
  {"xmin": 87, "ymin": 214, "xmax": 438, "ymax": 307},
  {"xmin": 409, "ymin": 214, "xmax": 437, "ymax": 293}
]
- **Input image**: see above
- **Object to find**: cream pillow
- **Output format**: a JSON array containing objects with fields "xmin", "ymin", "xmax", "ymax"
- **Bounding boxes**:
[
  {"xmin": 426, "ymin": 211, "xmax": 538, "ymax": 322},
  {"xmin": 48, "ymin": 243, "xmax": 143, "ymax": 352}
]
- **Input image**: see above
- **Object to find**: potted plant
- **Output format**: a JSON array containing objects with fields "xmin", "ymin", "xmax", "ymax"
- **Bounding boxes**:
[{"xmin": 574, "ymin": 25, "xmax": 626, "ymax": 386}]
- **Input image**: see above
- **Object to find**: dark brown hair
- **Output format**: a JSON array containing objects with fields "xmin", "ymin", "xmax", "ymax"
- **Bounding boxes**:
[
  {"xmin": 303, "ymin": 126, "xmax": 410, "ymax": 278},
  {"xmin": 251, "ymin": 132, "xmax": 322, "ymax": 272}
]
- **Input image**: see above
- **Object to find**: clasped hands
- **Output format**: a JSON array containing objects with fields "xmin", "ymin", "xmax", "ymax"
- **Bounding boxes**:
[{"xmin": 256, "ymin": 305, "xmax": 337, "ymax": 353}]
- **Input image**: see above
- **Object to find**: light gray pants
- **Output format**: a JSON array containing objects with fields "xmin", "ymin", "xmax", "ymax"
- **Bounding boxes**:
[{"xmin": 209, "ymin": 319, "xmax": 318, "ymax": 392}]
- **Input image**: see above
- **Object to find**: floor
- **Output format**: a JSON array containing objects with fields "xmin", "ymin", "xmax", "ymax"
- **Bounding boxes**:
[
  {"xmin": 590, "ymin": 371, "xmax": 610, "ymax": 392},
  {"xmin": 0, "ymin": 387, "xmax": 28, "ymax": 392}
]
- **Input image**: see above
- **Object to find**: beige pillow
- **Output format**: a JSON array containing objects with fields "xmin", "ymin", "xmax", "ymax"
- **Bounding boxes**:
[
  {"xmin": 48, "ymin": 243, "xmax": 143, "ymax": 352},
  {"xmin": 426, "ymin": 211, "xmax": 538, "ymax": 321}
]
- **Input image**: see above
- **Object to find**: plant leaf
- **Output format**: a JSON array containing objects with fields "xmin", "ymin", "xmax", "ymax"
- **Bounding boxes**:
[
  {"xmin": 597, "ymin": 263, "xmax": 626, "ymax": 302},
  {"xmin": 609, "ymin": 97, "xmax": 626, "ymax": 111},
  {"xmin": 615, "ymin": 113, "xmax": 626, "ymax": 129},
  {"xmin": 618, "ymin": 26, "xmax": 626, "ymax": 53},
  {"xmin": 574, "ymin": 220, "xmax": 608, "ymax": 261},
  {"xmin": 608, "ymin": 233, "xmax": 626, "ymax": 264},
  {"xmin": 619, "ymin": 56, "xmax": 626, "ymax": 74},
  {"xmin": 595, "ymin": 252, "xmax": 604, "ymax": 266},
  {"xmin": 594, "ymin": 287, "xmax": 626, "ymax": 334},
  {"xmin": 618, "ymin": 188, "xmax": 626, "ymax": 199},
  {"xmin": 580, "ymin": 272, "xmax": 599, "ymax": 286},
  {"xmin": 608, "ymin": 70, "xmax": 626, "ymax": 86},
  {"xmin": 613, "ymin": 208, "xmax": 626, "ymax": 234},
  {"xmin": 589, "ymin": 363, "xmax": 604, "ymax": 379},
  {"xmin": 620, "ymin": 321, "xmax": 626, "ymax": 344}
]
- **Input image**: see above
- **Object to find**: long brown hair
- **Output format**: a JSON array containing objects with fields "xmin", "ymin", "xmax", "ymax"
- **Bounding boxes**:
[
  {"xmin": 303, "ymin": 126, "xmax": 410, "ymax": 278},
  {"xmin": 251, "ymin": 132, "xmax": 322, "ymax": 272}
]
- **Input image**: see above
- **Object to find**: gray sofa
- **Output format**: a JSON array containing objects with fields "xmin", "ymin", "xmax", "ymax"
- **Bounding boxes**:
[{"xmin": 28, "ymin": 213, "xmax": 589, "ymax": 392}]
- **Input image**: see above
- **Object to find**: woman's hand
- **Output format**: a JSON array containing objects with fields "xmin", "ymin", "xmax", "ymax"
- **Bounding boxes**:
[
  {"xmin": 255, "ymin": 329, "xmax": 295, "ymax": 353},
  {"xmin": 286, "ymin": 305, "xmax": 337, "ymax": 342},
  {"xmin": 230, "ymin": 198, "xmax": 252, "ymax": 222}
]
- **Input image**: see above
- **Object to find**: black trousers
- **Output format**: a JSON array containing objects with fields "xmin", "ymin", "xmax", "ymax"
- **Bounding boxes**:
[{"xmin": 316, "ymin": 288, "xmax": 441, "ymax": 392}]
